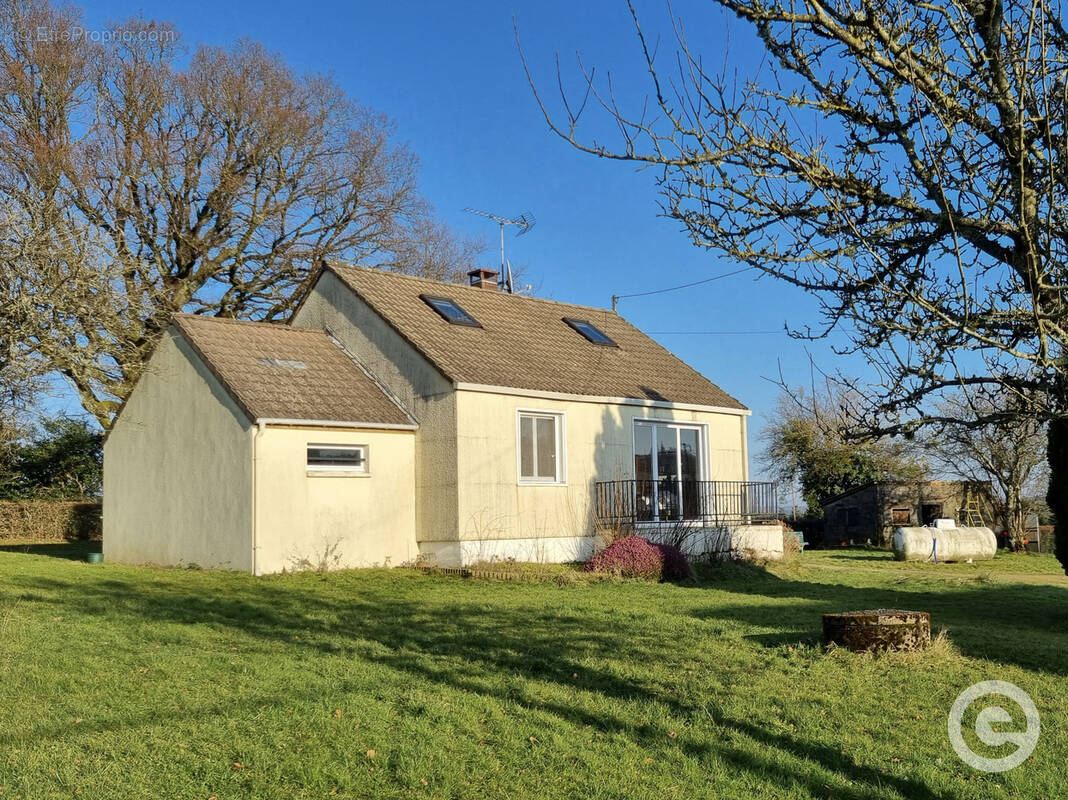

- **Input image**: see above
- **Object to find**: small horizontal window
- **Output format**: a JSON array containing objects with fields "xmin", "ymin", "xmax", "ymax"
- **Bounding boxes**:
[
  {"xmin": 420, "ymin": 294, "xmax": 481, "ymax": 327},
  {"xmin": 563, "ymin": 317, "xmax": 616, "ymax": 346},
  {"xmin": 891, "ymin": 508, "xmax": 911, "ymax": 525},
  {"xmin": 307, "ymin": 444, "xmax": 367, "ymax": 474}
]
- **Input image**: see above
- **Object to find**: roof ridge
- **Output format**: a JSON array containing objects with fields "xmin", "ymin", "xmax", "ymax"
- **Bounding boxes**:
[
  {"xmin": 173, "ymin": 313, "xmax": 321, "ymax": 334},
  {"xmin": 325, "ymin": 262, "xmax": 622, "ymax": 317},
  {"xmin": 323, "ymin": 328, "xmax": 419, "ymax": 427}
]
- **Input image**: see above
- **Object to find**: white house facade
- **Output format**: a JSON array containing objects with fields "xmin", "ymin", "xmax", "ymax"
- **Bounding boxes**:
[{"xmin": 104, "ymin": 264, "xmax": 778, "ymax": 572}]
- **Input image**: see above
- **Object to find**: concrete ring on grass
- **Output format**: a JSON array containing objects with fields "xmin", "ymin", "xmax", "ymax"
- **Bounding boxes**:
[{"xmin": 822, "ymin": 609, "xmax": 931, "ymax": 653}]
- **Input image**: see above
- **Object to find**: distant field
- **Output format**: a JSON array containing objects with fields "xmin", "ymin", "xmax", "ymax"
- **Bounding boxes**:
[{"xmin": 0, "ymin": 542, "xmax": 1064, "ymax": 799}]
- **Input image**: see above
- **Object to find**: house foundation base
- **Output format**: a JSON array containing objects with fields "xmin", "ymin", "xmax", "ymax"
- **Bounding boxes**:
[
  {"xmin": 418, "ymin": 535, "xmax": 597, "ymax": 567},
  {"xmin": 418, "ymin": 524, "xmax": 784, "ymax": 567},
  {"xmin": 637, "ymin": 523, "xmax": 784, "ymax": 562}
]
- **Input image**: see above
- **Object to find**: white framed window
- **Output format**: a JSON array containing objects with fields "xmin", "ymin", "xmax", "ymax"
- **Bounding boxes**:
[
  {"xmin": 307, "ymin": 444, "xmax": 368, "ymax": 476},
  {"xmin": 632, "ymin": 420, "xmax": 707, "ymax": 521},
  {"xmin": 517, "ymin": 410, "xmax": 566, "ymax": 485}
]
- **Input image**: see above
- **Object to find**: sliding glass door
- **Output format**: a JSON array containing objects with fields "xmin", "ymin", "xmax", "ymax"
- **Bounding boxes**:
[{"xmin": 633, "ymin": 422, "xmax": 704, "ymax": 521}]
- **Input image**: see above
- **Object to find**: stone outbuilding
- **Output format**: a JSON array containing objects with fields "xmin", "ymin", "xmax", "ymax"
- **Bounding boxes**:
[{"xmin": 822, "ymin": 480, "xmax": 997, "ymax": 546}]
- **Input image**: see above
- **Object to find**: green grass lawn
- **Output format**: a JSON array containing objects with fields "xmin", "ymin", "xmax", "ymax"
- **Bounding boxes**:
[{"xmin": 0, "ymin": 543, "xmax": 1065, "ymax": 799}]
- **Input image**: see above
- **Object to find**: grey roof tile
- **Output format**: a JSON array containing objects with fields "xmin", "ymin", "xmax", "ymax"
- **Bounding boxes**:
[
  {"xmin": 325, "ymin": 264, "xmax": 747, "ymax": 410},
  {"xmin": 173, "ymin": 314, "xmax": 413, "ymax": 427}
]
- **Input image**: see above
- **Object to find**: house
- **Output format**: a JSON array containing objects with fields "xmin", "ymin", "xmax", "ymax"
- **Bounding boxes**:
[
  {"xmin": 104, "ymin": 264, "xmax": 778, "ymax": 572},
  {"xmin": 821, "ymin": 480, "xmax": 996, "ymax": 547}
]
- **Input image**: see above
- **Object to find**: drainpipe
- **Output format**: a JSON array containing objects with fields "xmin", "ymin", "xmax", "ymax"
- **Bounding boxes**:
[
  {"xmin": 740, "ymin": 415, "xmax": 750, "ymax": 482},
  {"xmin": 251, "ymin": 421, "xmax": 265, "ymax": 576}
]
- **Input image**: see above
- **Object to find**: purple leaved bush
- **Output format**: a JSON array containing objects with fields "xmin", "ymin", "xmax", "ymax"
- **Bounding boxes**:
[
  {"xmin": 584, "ymin": 536, "xmax": 662, "ymax": 580},
  {"xmin": 651, "ymin": 542, "xmax": 691, "ymax": 580},
  {"xmin": 584, "ymin": 536, "xmax": 691, "ymax": 581}
]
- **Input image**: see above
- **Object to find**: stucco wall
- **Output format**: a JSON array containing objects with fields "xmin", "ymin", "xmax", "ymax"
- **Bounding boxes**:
[
  {"xmin": 453, "ymin": 389, "xmax": 749, "ymax": 546},
  {"xmin": 290, "ymin": 270, "xmax": 751, "ymax": 564},
  {"xmin": 252, "ymin": 426, "xmax": 417, "ymax": 573},
  {"xmin": 103, "ymin": 332, "xmax": 254, "ymax": 570},
  {"xmin": 292, "ymin": 271, "xmax": 459, "ymax": 544}
]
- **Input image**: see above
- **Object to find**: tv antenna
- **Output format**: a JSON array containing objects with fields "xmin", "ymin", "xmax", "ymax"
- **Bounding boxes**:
[{"xmin": 464, "ymin": 208, "xmax": 535, "ymax": 293}]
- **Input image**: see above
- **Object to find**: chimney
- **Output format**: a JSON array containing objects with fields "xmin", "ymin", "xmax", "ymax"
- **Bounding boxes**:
[{"xmin": 467, "ymin": 268, "xmax": 500, "ymax": 291}]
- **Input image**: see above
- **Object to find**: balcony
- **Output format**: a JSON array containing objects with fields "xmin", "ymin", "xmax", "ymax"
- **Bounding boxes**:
[{"xmin": 594, "ymin": 479, "xmax": 779, "ymax": 527}]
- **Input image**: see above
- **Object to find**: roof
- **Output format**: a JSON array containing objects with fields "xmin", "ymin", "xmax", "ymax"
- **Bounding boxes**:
[
  {"xmin": 321, "ymin": 264, "xmax": 747, "ymax": 410},
  {"xmin": 172, "ymin": 314, "xmax": 414, "ymax": 427}
]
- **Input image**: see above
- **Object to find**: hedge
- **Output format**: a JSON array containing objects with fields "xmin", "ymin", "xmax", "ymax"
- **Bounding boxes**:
[{"xmin": 0, "ymin": 501, "xmax": 102, "ymax": 541}]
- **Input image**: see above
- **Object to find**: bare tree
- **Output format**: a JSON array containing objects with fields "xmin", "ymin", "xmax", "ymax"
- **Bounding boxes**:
[
  {"xmin": 922, "ymin": 394, "xmax": 1047, "ymax": 548},
  {"xmin": 524, "ymin": 0, "xmax": 1068, "ymax": 572},
  {"xmin": 0, "ymin": 0, "xmax": 482, "ymax": 425},
  {"xmin": 0, "ymin": 195, "xmax": 94, "ymax": 425},
  {"xmin": 761, "ymin": 383, "xmax": 926, "ymax": 517}
]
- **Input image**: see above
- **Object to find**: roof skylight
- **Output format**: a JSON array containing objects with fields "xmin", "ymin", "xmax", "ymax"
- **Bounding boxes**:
[
  {"xmin": 563, "ymin": 317, "xmax": 617, "ymax": 347},
  {"xmin": 258, "ymin": 357, "xmax": 308, "ymax": 369},
  {"xmin": 420, "ymin": 294, "xmax": 482, "ymax": 327}
]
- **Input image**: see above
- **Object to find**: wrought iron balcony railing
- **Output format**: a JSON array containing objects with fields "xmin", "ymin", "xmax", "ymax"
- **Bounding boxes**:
[{"xmin": 594, "ymin": 479, "xmax": 778, "ymax": 527}]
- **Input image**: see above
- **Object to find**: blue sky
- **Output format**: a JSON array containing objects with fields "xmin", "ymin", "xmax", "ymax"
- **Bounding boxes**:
[{"xmin": 72, "ymin": 0, "xmax": 872, "ymax": 477}]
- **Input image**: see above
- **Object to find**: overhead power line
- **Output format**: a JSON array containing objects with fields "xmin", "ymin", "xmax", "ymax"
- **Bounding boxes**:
[
  {"xmin": 648, "ymin": 328, "xmax": 849, "ymax": 338},
  {"xmin": 612, "ymin": 266, "xmax": 755, "ymax": 311},
  {"xmin": 646, "ymin": 330, "xmax": 783, "ymax": 335}
]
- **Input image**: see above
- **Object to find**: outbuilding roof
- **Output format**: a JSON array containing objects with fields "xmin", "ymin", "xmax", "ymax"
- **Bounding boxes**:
[
  {"xmin": 322, "ymin": 264, "xmax": 747, "ymax": 410},
  {"xmin": 172, "ymin": 314, "xmax": 414, "ymax": 427},
  {"xmin": 821, "ymin": 480, "xmax": 990, "ymax": 507}
]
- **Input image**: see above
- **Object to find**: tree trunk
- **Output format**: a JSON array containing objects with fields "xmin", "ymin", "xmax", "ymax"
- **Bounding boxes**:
[
  {"xmin": 1046, "ymin": 417, "xmax": 1068, "ymax": 575},
  {"xmin": 1004, "ymin": 487, "xmax": 1025, "ymax": 551}
]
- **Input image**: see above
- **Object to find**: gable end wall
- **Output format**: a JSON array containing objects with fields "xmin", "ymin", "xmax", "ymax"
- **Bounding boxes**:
[
  {"xmin": 291, "ymin": 271, "xmax": 459, "ymax": 544},
  {"xmin": 103, "ymin": 331, "xmax": 254, "ymax": 569}
]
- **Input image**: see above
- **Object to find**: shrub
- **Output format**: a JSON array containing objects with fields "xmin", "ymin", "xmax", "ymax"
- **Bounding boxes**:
[
  {"xmin": 0, "ymin": 501, "xmax": 102, "ymax": 541},
  {"xmin": 1, "ymin": 417, "xmax": 102, "ymax": 501},
  {"xmin": 651, "ymin": 542, "xmax": 691, "ymax": 580},
  {"xmin": 593, "ymin": 523, "xmax": 634, "ymax": 551},
  {"xmin": 782, "ymin": 525, "xmax": 803, "ymax": 559},
  {"xmin": 584, "ymin": 536, "xmax": 663, "ymax": 581}
]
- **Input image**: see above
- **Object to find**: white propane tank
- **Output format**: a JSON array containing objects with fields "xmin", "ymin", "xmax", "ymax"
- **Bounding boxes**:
[{"xmin": 892, "ymin": 526, "xmax": 997, "ymax": 562}]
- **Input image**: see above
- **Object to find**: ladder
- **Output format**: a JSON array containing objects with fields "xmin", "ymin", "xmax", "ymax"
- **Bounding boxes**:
[{"xmin": 960, "ymin": 487, "xmax": 986, "ymax": 527}]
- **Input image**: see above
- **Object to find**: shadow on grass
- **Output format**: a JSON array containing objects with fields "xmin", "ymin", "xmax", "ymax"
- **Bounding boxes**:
[
  {"xmin": 0, "ymin": 540, "xmax": 98, "ymax": 560},
  {"xmin": 691, "ymin": 562, "xmax": 1068, "ymax": 673},
  {"xmin": 810, "ymin": 550, "xmax": 894, "ymax": 562},
  {"xmin": 9, "ymin": 555, "xmax": 1067, "ymax": 797},
  {"xmin": 7, "ymin": 569, "xmax": 970, "ymax": 800}
]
